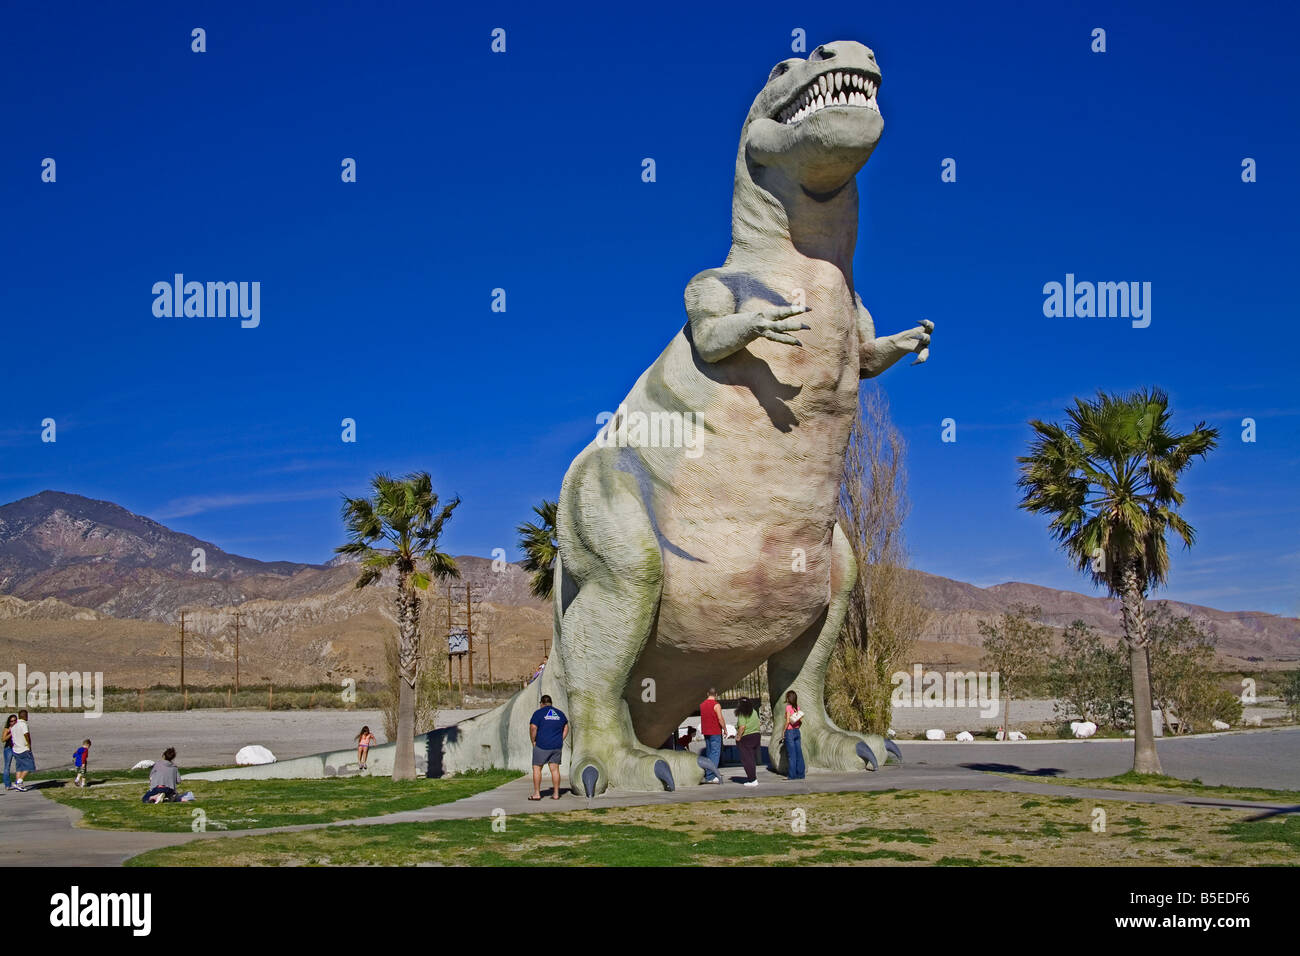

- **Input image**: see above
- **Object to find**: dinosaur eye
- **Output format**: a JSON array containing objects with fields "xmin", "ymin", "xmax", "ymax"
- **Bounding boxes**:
[{"xmin": 768, "ymin": 62, "xmax": 790, "ymax": 81}]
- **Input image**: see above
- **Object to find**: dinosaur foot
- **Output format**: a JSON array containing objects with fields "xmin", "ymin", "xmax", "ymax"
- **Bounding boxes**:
[
  {"xmin": 802, "ymin": 729, "xmax": 895, "ymax": 773},
  {"xmin": 572, "ymin": 746, "xmax": 699, "ymax": 796}
]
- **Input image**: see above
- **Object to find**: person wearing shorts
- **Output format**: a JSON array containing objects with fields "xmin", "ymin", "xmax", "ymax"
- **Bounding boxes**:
[
  {"xmin": 9, "ymin": 710, "xmax": 34, "ymax": 791},
  {"xmin": 528, "ymin": 695, "xmax": 568, "ymax": 800}
]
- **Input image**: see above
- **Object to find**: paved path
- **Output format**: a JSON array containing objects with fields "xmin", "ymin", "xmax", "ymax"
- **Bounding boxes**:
[
  {"xmin": 6, "ymin": 728, "xmax": 1296, "ymax": 866},
  {"xmin": 889, "ymin": 726, "xmax": 1300, "ymax": 790},
  {"xmin": 1, "ymin": 783, "xmax": 191, "ymax": 865}
]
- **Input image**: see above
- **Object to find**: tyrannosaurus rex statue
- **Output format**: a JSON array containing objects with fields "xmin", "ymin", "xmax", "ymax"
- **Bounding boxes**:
[{"xmin": 432, "ymin": 40, "xmax": 932, "ymax": 794}]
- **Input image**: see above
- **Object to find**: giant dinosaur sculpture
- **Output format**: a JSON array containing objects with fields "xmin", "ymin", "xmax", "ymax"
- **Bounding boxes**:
[{"xmin": 433, "ymin": 40, "xmax": 933, "ymax": 794}]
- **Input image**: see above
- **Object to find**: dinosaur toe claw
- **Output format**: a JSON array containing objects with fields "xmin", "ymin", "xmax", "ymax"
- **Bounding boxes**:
[
  {"xmin": 856, "ymin": 740, "xmax": 879, "ymax": 771},
  {"xmin": 696, "ymin": 753, "xmax": 719, "ymax": 782},
  {"xmin": 580, "ymin": 765, "xmax": 600, "ymax": 798},
  {"xmin": 654, "ymin": 759, "xmax": 675, "ymax": 791}
]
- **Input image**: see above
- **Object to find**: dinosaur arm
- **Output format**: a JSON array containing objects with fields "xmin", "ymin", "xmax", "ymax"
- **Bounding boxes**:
[
  {"xmin": 687, "ymin": 272, "xmax": 809, "ymax": 363},
  {"xmin": 858, "ymin": 293, "xmax": 932, "ymax": 378}
]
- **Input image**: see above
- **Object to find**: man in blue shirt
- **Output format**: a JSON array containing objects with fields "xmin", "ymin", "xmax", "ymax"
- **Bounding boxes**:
[{"xmin": 529, "ymin": 694, "xmax": 569, "ymax": 800}]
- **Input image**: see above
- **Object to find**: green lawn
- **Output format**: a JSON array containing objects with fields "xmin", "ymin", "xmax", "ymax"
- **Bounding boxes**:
[
  {"xmin": 125, "ymin": 788, "xmax": 1300, "ymax": 866},
  {"xmin": 42, "ymin": 770, "xmax": 519, "ymax": 832}
]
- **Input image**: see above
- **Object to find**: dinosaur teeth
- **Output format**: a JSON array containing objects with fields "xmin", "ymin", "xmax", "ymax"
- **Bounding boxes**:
[{"xmin": 779, "ymin": 70, "xmax": 882, "ymax": 124}]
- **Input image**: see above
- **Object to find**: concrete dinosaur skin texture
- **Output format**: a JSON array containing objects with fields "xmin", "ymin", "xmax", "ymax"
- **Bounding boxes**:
[{"xmin": 432, "ymin": 41, "xmax": 932, "ymax": 793}]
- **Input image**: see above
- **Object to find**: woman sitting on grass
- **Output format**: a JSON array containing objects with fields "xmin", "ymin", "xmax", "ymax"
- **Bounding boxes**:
[{"xmin": 142, "ymin": 747, "xmax": 182, "ymax": 803}]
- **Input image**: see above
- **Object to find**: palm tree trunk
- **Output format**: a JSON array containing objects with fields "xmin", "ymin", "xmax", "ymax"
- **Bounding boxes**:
[
  {"xmin": 392, "ymin": 581, "xmax": 420, "ymax": 781},
  {"xmin": 1120, "ymin": 563, "xmax": 1163, "ymax": 774},
  {"xmin": 394, "ymin": 677, "xmax": 416, "ymax": 780}
]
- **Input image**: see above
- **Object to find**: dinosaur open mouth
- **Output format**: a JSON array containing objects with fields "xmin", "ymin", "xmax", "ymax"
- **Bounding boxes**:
[{"xmin": 776, "ymin": 69, "xmax": 880, "ymax": 125}]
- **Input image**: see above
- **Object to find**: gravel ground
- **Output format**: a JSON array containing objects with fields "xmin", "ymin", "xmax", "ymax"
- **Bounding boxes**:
[{"xmin": 13, "ymin": 709, "xmax": 489, "ymax": 771}]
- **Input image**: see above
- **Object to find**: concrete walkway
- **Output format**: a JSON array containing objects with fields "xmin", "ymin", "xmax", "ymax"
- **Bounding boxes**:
[
  {"xmin": 6, "ymin": 727, "xmax": 1296, "ymax": 866},
  {"xmin": 1, "ymin": 783, "xmax": 191, "ymax": 865}
]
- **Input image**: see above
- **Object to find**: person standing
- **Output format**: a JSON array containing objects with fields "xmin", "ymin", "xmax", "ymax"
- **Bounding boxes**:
[
  {"xmin": 528, "ymin": 695, "xmax": 569, "ymax": 800},
  {"xmin": 779, "ymin": 691, "xmax": 806, "ymax": 780},
  {"xmin": 699, "ymin": 688, "xmax": 725, "ymax": 784},
  {"xmin": 9, "ymin": 710, "xmax": 34, "ymax": 791},
  {"xmin": 2, "ymin": 715, "xmax": 16, "ymax": 792},
  {"xmin": 355, "ymin": 725, "xmax": 376, "ymax": 771},
  {"xmin": 734, "ymin": 698, "xmax": 762, "ymax": 786},
  {"xmin": 73, "ymin": 739, "xmax": 92, "ymax": 788}
]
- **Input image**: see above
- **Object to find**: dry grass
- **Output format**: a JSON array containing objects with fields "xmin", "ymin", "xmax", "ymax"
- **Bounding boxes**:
[{"xmin": 127, "ymin": 788, "xmax": 1298, "ymax": 867}]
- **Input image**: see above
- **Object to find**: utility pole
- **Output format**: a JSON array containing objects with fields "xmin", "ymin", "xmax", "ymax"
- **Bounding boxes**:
[
  {"xmin": 233, "ymin": 609, "xmax": 242, "ymax": 693},
  {"xmin": 179, "ymin": 611, "xmax": 187, "ymax": 708},
  {"xmin": 486, "ymin": 632, "xmax": 492, "ymax": 686},
  {"xmin": 446, "ymin": 584, "xmax": 455, "ymax": 694}
]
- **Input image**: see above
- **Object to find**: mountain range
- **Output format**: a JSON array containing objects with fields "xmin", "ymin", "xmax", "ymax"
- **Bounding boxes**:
[{"xmin": 0, "ymin": 490, "xmax": 1295, "ymax": 686}]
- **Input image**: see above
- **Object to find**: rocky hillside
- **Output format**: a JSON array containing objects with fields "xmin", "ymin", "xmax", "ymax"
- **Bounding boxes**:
[
  {"xmin": 0, "ymin": 491, "xmax": 1295, "ymax": 688},
  {"xmin": 913, "ymin": 571, "xmax": 1299, "ymax": 663}
]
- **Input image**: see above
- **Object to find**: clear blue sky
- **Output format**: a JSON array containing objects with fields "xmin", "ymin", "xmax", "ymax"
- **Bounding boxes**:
[{"xmin": 2, "ymin": 1, "xmax": 1296, "ymax": 615}]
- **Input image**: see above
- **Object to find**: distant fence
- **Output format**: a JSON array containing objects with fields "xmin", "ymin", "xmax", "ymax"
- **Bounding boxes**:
[
  {"xmin": 723, "ymin": 667, "xmax": 768, "ymax": 705},
  {"xmin": 722, "ymin": 666, "xmax": 773, "ymax": 734}
]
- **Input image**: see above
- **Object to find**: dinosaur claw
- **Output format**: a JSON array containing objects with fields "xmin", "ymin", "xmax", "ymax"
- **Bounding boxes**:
[
  {"xmin": 581, "ymin": 765, "xmax": 600, "ymax": 798},
  {"xmin": 654, "ymin": 759, "xmax": 675, "ymax": 791},
  {"xmin": 884, "ymin": 738, "xmax": 903, "ymax": 764},
  {"xmin": 856, "ymin": 740, "xmax": 879, "ymax": 771},
  {"xmin": 696, "ymin": 753, "xmax": 720, "ymax": 783}
]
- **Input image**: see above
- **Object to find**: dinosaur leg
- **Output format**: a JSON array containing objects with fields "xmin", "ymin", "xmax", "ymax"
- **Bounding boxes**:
[
  {"xmin": 558, "ymin": 463, "xmax": 700, "ymax": 796},
  {"xmin": 765, "ymin": 522, "xmax": 899, "ymax": 773}
]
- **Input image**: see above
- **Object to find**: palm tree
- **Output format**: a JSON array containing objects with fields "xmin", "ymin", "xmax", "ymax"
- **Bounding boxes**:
[
  {"xmin": 336, "ymin": 472, "xmax": 460, "ymax": 780},
  {"xmin": 1017, "ymin": 388, "xmax": 1218, "ymax": 774},
  {"xmin": 517, "ymin": 499, "xmax": 558, "ymax": 600}
]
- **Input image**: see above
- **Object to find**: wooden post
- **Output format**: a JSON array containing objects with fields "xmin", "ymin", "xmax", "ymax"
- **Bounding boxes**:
[
  {"xmin": 269, "ymin": 684, "xmax": 273, "ymax": 710},
  {"xmin": 466, "ymin": 583, "xmax": 474, "ymax": 689},
  {"xmin": 227, "ymin": 687, "xmax": 231, "ymax": 707},
  {"xmin": 138, "ymin": 688, "xmax": 142, "ymax": 713},
  {"xmin": 486, "ymin": 633, "xmax": 492, "ymax": 686},
  {"xmin": 179, "ymin": 611, "xmax": 187, "ymax": 709}
]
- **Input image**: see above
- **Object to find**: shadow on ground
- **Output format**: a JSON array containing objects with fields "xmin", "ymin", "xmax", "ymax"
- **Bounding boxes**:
[{"xmin": 960, "ymin": 763, "xmax": 1066, "ymax": 777}]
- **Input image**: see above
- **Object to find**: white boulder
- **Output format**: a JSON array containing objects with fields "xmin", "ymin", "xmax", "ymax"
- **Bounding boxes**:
[
  {"xmin": 1070, "ymin": 721, "xmax": 1098, "ymax": 738},
  {"xmin": 887, "ymin": 728, "xmax": 896, "ymax": 737},
  {"xmin": 955, "ymin": 731, "xmax": 975, "ymax": 742},
  {"xmin": 925, "ymin": 729, "xmax": 946, "ymax": 741},
  {"xmin": 1245, "ymin": 715, "xmax": 1263, "ymax": 727},
  {"xmin": 997, "ymin": 730, "xmax": 1027, "ymax": 741},
  {"xmin": 1212, "ymin": 719, "xmax": 1230, "ymax": 731},
  {"xmin": 235, "ymin": 745, "xmax": 277, "ymax": 765},
  {"xmin": 131, "ymin": 759, "xmax": 155, "ymax": 770}
]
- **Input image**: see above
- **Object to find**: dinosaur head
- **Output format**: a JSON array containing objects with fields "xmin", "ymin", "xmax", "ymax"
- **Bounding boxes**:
[{"xmin": 744, "ymin": 40, "xmax": 883, "ymax": 199}]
